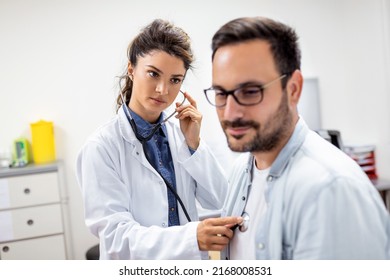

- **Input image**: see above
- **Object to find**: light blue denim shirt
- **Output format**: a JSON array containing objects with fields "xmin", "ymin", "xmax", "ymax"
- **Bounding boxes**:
[{"xmin": 222, "ymin": 117, "xmax": 390, "ymax": 259}]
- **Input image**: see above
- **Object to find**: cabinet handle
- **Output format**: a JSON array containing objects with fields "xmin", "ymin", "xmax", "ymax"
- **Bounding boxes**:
[
  {"xmin": 27, "ymin": 219, "xmax": 34, "ymax": 226},
  {"xmin": 24, "ymin": 188, "xmax": 31, "ymax": 194},
  {"xmin": 2, "ymin": 246, "xmax": 9, "ymax": 253}
]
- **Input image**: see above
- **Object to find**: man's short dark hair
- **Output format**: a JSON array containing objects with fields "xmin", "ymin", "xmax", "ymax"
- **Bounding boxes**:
[{"xmin": 211, "ymin": 17, "xmax": 301, "ymax": 82}]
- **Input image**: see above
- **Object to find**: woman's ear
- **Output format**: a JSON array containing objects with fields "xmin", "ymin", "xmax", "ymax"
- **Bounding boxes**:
[
  {"xmin": 127, "ymin": 62, "xmax": 134, "ymax": 80},
  {"xmin": 287, "ymin": 70, "xmax": 303, "ymax": 106}
]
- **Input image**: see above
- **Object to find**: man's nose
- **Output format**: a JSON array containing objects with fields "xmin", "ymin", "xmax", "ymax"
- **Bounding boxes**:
[{"xmin": 222, "ymin": 95, "xmax": 244, "ymax": 120}]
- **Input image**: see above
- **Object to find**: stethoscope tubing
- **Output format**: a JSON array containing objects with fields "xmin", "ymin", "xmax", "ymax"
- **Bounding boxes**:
[{"xmin": 120, "ymin": 91, "xmax": 192, "ymax": 223}]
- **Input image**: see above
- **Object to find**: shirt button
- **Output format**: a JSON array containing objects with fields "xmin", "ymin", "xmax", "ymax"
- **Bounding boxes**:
[
  {"xmin": 159, "ymin": 181, "xmax": 163, "ymax": 185},
  {"xmin": 258, "ymin": 243, "xmax": 265, "ymax": 250},
  {"xmin": 162, "ymin": 222, "xmax": 166, "ymax": 227},
  {"xmin": 171, "ymin": 208, "xmax": 175, "ymax": 211},
  {"xmin": 136, "ymin": 152, "xmax": 139, "ymax": 155},
  {"xmin": 267, "ymin": 175, "xmax": 273, "ymax": 182},
  {"xmin": 242, "ymin": 196, "xmax": 246, "ymax": 201}
]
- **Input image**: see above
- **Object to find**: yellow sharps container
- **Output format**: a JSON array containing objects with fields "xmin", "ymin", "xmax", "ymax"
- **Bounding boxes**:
[{"xmin": 30, "ymin": 120, "xmax": 56, "ymax": 164}]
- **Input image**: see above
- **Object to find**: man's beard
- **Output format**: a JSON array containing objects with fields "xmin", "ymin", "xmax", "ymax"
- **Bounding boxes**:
[{"xmin": 221, "ymin": 92, "xmax": 292, "ymax": 153}]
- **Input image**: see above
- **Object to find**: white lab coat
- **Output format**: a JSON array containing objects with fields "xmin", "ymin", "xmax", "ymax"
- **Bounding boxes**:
[{"xmin": 76, "ymin": 106, "xmax": 227, "ymax": 259}]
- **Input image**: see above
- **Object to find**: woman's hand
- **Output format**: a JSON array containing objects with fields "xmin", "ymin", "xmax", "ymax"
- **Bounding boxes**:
[
  {"xmin": 175, "ymin": 92, "xmax": 202, "ymax": 150},
  {"xmin": 197, "ymin": 216, "xmax": 243, "ymax": 251}
]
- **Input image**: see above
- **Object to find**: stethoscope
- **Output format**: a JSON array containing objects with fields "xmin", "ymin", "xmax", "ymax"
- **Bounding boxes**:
[
  {"xmin": 233, "ymin": 157, "xmax": 271, "ymax": 232},
  {"xmin": 231, "ymin": 212, "xmax": 249, "ymax": 232},
  {"xmin": 230, "ymin": 160, "xmax": 256, "ymax": 232},
  {"xmin": 122, "ymin": 91, "xmax": 186, "ymax": 142},
  {"xmin": 120, "ymin": 90, "xmax": 192, "ymax": 223}
]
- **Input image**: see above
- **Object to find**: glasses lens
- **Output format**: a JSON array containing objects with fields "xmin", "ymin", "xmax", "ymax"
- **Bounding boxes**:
[
  {"xmin": 214, "ymin": 89, "xmax": 228, "ymax": 107},
  {"xmin": 236, "ymin": 86, "xmax": 263, "ymax": 105},
  {"xmin": 204, "ymin": 89, "xmax": 219, "ymax": 107},
  {"xmin": 205, "ymin": 86, "xmax": 263, "ymax": 107}
]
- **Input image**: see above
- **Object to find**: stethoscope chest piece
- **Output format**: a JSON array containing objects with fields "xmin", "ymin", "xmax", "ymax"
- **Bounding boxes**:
[{"xmin": 239, "ymin": 212, "xmax": 250, "ymax": 232}]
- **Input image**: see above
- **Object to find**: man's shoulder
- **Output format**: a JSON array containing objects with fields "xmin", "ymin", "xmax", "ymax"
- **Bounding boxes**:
[{"xmin": 297, "ymin": 131, "xmax": 366, "ymax": 181}]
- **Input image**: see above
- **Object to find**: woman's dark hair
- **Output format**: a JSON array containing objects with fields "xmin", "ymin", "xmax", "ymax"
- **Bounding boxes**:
[
  {"xmin": 211, "ymin": 17, "xmax": 301, "ymax": 87},
  {"xmin": 116, "ymin": 19, "xmax": 194, "ymax": 111}
]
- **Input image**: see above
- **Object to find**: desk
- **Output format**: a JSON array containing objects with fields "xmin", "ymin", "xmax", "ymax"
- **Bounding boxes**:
[{"xmin": 371, "ymin": 178, "xmax": 390, "ymax": 212}]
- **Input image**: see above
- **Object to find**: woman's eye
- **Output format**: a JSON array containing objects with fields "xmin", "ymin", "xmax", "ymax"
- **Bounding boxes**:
[
  {"xmin": 148, "ymin": 71, "xmax": 159, "ymax": 78},
  {"xmin": 171, "ymin": 78, "xmax": 182, "ymax": 84}
]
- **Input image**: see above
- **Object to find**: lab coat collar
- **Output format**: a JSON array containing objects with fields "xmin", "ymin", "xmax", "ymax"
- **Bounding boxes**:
[
  {"xmin": 118, "ymin": 105, "xmax": 137, "ymax": 144},
  {"xmin": 117, "ymin": 105, "xmax": 171, "ymax": 175}
]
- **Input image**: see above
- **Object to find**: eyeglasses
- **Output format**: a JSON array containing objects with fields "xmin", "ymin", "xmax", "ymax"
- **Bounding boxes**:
[{"xmin": 204, "ymin": 74, "xmax": 287, "ymax": 107}]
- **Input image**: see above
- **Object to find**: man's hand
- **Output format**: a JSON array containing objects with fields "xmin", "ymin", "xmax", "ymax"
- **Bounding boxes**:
[{"xmin": 197, "ymin": 216, "xmax": 243, "ymax": 251}]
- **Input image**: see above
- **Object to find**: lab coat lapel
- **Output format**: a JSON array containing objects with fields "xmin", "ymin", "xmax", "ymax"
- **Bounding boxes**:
[{"xmin": 117, "ymin": 106, "xmax": 160, "ymax": 174}]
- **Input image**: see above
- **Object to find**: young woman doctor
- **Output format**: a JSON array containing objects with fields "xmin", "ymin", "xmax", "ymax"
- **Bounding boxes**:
[{"xmin": 76, "ymin": 19, "xmax": 240, "ymax": 260}]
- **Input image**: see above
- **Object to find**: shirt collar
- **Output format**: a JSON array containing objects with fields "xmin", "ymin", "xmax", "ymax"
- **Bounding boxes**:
[
  {"xmin": 244, "ymin": 117, "xmax": 309, "ymax": 179},
  {"xmin": 268, "ymin": 117, "xmax": 308, "ymax": 178},
  {"xmin": 129, "ymin": 109, "xmax": 167, "ymax": 138}
]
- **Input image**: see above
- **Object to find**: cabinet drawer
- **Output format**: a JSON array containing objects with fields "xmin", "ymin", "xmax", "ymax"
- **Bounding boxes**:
[
  {"xmin": 0, "ymin": 204, "xmax": 63, "ymax": 242},
  {"xmin": 0, "ymin": 234, "xmax": 66, "ymax": 260},
  {"xmin": 0, "ymin": 172, "xmax": 60, "ymax": 210}
]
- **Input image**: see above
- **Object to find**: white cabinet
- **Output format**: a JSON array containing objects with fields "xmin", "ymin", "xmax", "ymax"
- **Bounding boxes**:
[{"xmin": 0, "ymin": 162, "xmax": 72, "ymax": 259}]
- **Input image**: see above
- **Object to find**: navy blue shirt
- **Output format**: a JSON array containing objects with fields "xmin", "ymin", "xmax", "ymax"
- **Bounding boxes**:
[{"xmin": 130, "ymin": 110, "xmax": 180, "ymax": 226}]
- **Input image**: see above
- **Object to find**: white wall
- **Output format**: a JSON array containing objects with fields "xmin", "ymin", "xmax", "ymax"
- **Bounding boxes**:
[{"xmin": 1, "ymin": 0, "xmax": 389, "ymax": 259}]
